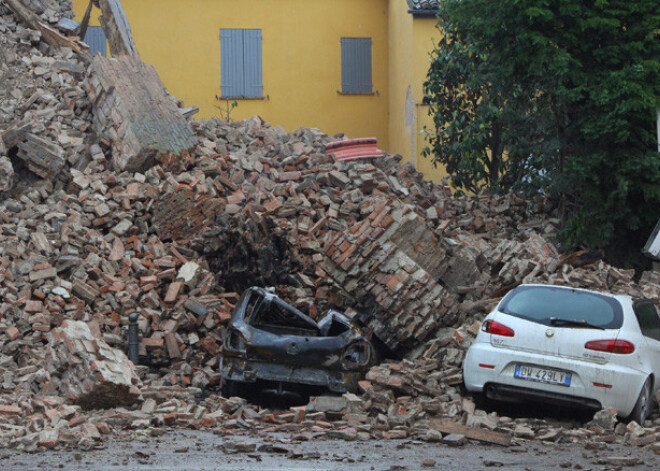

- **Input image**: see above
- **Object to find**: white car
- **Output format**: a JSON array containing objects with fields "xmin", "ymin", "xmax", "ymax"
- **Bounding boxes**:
[{"xmin": 464, "ymin": 284, "xmax": 660, "ymax": 424}]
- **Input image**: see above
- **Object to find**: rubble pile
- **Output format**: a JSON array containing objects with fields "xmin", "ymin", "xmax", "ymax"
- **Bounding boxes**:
[
  {"xmin": 0, "ymin": 0, "xmax": 92, "ymax": 195},
  {"xmin": 163, "ymin": 116, "xmax": 660, "ymax": 355},
  {"xmin": 157, "ymin": 117, "xmax": 573, "ymax": 354},
  {"xmin": 1, "ymin": 0, "xmax": 660, "ymax": 456},
  {"xmin": 43, "ymin": 320, "xmax": 142, "ymax": 409}
]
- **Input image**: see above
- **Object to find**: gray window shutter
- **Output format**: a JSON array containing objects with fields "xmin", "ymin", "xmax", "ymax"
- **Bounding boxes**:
[
  {"xmin": 85, "ymin": 26, "xmax": 107, "ymax": 57},
  {"xmin": 244, "ymin": 29, "xmax": 263, "ymax": 98},
  {"xmin": 341, "ymin": 38, "xmax": 354, "ymax": 93},
  {"xmin": 341, "ymin": 38, "xmax": 372, "ymax": 94},
  {"xmin": 221, "ymin": 29, "xmax": 245, "ymax": 97},
  {"xmin": 357, "ymin": 38, "xmax": 372, "ymax": 94}
]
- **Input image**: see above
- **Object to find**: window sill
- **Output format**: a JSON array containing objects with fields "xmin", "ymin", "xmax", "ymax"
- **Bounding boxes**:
[
  {"xmin": 337, "ymin": 91, "xmax": 379, "ymax": 96},
  {"xmin": 220, "ymin": 96, "xmax": 266, "ymax": 100}
]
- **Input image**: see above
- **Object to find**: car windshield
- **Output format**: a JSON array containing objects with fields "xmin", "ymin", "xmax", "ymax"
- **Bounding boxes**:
[{"xmin": 499, "ymin": 285, "xmax": 623, "ymax": 329}]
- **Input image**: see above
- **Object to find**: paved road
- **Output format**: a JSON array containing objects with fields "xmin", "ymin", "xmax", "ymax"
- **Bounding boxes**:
[{"xmin": 2, "ymin": 429, "xmax": 658, "ymax": 471}]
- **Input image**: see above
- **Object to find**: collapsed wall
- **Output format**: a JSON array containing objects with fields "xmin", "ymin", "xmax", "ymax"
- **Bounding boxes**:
[
  {"xmin": 152, "ymin": 117, "xmax": 660, "ymax": 357},
  {"xmin": 2, "ymin": 0, "xmax": 658, "ymax": 377},
  {"xmin": 86, "ymin": 55, "xmax": 198, "ymax": 172},
  {"xmin": 1, "ymin": 0, "xmax": 660, "ymax": 454}
]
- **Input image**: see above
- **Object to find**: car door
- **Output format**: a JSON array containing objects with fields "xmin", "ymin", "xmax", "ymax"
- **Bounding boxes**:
[{"xmin": 632, "ymin": 300, "xmax": 660, "ymax": 392}]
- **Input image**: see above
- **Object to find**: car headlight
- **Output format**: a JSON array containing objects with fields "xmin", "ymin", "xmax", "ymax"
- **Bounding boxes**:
[{"xmin": 342, "ymin": 341, "xmax": 371, "ymax": 369}]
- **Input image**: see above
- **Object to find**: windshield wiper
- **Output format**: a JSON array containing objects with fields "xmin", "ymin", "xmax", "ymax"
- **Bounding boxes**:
[{"xmin": 549, "ymin": 318, "xmax": 605, "ymax": 330}]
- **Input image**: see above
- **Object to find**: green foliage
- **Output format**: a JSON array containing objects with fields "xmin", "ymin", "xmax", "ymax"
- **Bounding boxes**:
[
  {"xmin": 424, "ymin": 0, "xmax": 660, "ymax": 262},
  {"xmin": 214, "ymin": 95, "xmax": 238, "ymax": 122}
]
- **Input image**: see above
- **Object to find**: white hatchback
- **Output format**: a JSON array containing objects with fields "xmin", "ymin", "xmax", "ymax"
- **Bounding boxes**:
[{"xmin": 463, "ymin": 284, "xmax": 660, "ymax": 424}]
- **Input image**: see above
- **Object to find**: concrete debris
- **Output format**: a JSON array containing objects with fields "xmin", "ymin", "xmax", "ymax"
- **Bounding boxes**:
[
  {"xmin": 4, "ymin": 0, "xmax": 83, "ymax": 55},
  {"xmin": 44, "ymin": 320, "xmax": 142, "ymax": 409},
  {"xmin": 97, "ymin": 0, "xmax": 140, "ymax": 59},
  {"xmin": 442, "ymin": 433, "xmax": 467, "ymax": 446},
  {"xmin": 86, "ymin": 55, "xmax": 198, "ymax": 172},
  {"xmin": 16, "ymin": 132, "xmax": 65, "ymax": 178},
  {"xmin": 0, "ymin": 0, "xmax": 659, "ymax": 456},
  {"xmin": 588, "ymin": 408, "xmax": 618, "ymax": 431},
  {"xmin": 0, "ymin": 156, "xmax": 14, "ymax": 192},
  {"xmin": 0, "ymin": 5, "xmax": 92, "ymax": 195}
]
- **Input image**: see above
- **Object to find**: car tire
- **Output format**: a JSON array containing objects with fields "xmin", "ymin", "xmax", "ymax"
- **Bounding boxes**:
[
  {"xmin": 628, "ymin": 377, "xmax": 653, "ymax": 425},
  {"xmin": 471, "ymin": 391, "xmax": 488, "ymax": 410}
]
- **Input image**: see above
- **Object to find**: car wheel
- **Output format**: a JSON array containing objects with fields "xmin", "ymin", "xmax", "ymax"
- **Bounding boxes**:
[
  {"xmin": 471, "ymin": 391, "xmax": 488, "ymax": 410},
  {"xmin": 629, "ymin": 377, "xmax": 653, "ymax": 425}
]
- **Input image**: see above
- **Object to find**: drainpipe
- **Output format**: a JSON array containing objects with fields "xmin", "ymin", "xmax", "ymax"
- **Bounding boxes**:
[
  {"xmin": 128, "ymin": 312, "xmax": 139, "ymax": 365},
  {"xmin": 656, "ymin": 109, "xmax": 659, "ymax": 153}
]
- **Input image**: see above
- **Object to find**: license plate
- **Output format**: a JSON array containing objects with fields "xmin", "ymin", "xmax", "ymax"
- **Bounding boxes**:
[{"xmin": 514, "ymin": 365, "xmax": 571, "ymax": 386}]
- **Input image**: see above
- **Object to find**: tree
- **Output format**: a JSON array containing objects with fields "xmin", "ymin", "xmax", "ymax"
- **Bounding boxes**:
[{"xmin": 424, "ymin": 0, "xmax": 660, "ymax": 264}]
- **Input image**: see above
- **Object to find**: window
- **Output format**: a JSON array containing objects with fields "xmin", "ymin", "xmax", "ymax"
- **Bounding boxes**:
[
  {"xmin": 341, "ymin": 38, "xmax": 372, "ymax": 94},
  {"xmin": 84, "ymin": 26, "xmax": 107, "ymax": 57},
  {"xmin": 220, "ymin": 29, "xmax": 263, "ymax": 98},
  {"xmin": 634, "ymin": 300, "xmax": 660, "ymax": 341},
  {"xmin": 499, "ymin": 285, "xmax": 624, "ymax": 329}
]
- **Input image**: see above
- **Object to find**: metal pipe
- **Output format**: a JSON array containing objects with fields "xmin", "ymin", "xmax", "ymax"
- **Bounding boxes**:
[{"xmin": 128, "ymin": 313, "xmax": 139, "ymax": 365}]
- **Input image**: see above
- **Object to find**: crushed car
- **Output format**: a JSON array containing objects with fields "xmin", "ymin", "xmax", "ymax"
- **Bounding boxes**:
[
  {"xmin": 220, "ymin": 287, "xmax": 374, "ymax": 396},
  {"xmin": 464, "ymin": 284, "xmax": 660, "ymax": 424}
]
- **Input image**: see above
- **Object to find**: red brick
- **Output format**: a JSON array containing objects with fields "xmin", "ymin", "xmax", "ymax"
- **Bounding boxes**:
[
  {"xmin": 386, "ymin": 276, "xmax": 403, "ymax": 293},
  {"xmin": 358, "ymin": 380, "xmax": 373, "ymax": 393},
  {"xmin": 0, "ymin": 405, "xmax": 22, "ymax": 416},
  {"xmin": 164, "ymin": 281, "xmax": 184, "ymax": 303},
  {"xmin": 380, "ymin": 215, "xmax": 395, "ymax": 229},
  {"xmin": 144, "ymin": 337, "xmax": 164, "ymax": 348},
  {"xmin": 5, "ymin": 327, "xmax": 20, "ymax": 341}
]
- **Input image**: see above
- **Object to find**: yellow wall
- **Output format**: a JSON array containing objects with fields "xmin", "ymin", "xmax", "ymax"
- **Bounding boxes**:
[
  {"xmin": 71, "ymin": 0, "xmax": 448, "ymax": 182},
  {"xmin": 413, "ymin": 17, "xmax": 446, "ymax": 183},
  {"xmin": 387, "ymin": 1, "xmax": 446, "ymax": 183},
  {"xmin": 72, "ymin": 0, "xmax": 100, "ymax": 26},
  {"xmin": 387, "ymin": 0, "xmax": 414, "ymax": 166},
  {"xmin": 73, "ymin": 0, "xmax": 390, "ymax": 148}
]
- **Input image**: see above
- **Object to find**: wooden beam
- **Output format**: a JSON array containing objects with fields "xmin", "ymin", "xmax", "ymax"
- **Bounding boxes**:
[
  {"xmin": 430, "ymin": 419, "xmax": 513, "ymax": 446},
  {"xmin": 180, "ymin": 106, "xmax": 200, "ymax": 119},
  {"xmin": 98, "ymin": 0, "xmax": 140, "ymax": 58},
  {"xmin": 39, "ymin": 21, "xmax": 86, "ymax": 55},
  {"xmin": 78, "ymin": 0, "xmax": 95, "ymax": 42}
]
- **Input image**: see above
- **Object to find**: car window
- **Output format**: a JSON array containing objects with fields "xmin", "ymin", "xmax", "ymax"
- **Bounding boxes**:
[
  {"xmin": 633, "ymin": 301, "xmax": 660, "ymax": 342},
  {"xmin": 243, "ymin": 291, "xmax": 263, "ymax": 321},
  {"xmin": 250, "ymin": 297, "xmax": 320, "ymax": 335},
  {"xmin": 499, "ymin": 285, "xmax": 623, "ymax": 329}
]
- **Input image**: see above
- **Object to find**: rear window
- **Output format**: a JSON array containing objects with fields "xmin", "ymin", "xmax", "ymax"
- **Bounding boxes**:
[{"xmin": 499, "ymin": 285, "xmax": 623, "ymax": 329}]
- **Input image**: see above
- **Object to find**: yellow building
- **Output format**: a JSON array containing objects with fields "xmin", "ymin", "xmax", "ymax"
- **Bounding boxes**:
[{"xmin": 71, "ymin": 0, "xmax": 447, "ymax": 182}]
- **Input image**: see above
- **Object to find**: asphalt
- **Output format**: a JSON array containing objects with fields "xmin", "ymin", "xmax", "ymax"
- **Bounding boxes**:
[{"xmin": 2, "ymin": 429, "xmax": 658, "ymax": 471}]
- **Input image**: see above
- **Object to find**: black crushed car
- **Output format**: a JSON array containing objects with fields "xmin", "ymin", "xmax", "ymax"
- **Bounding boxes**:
[{"xmin": 220, "ymin": 287, "xmax": 374, "ymax": 396}]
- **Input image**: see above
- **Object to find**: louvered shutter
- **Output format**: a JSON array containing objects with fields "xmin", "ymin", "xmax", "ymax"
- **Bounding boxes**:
[
  {"xmin": 356, "ymin": 38, "xmax": 372, "ymax": 94},
  {"xmin": 341, "ymin": 38, "xmax": 354, "ymax": 93},
  {"xmin": 221, "ymin": 29, "xmax": 245, "ymax": 97},
  {"xmin": 341, "ymin": 38, "xmax": 372, "ymax": 94},
  {"xmin": 85, "ymin": 26, "xmax": 107, "ymax": 57},
  {"xmin": 243, "ymin": 29, "xmax": 263, "ymax": 98}
]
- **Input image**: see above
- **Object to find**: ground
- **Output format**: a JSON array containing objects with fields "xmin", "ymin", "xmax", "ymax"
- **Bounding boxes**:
[{"xmin": 2, "ymin": 429, "xmax": 658, "ymax": 471}]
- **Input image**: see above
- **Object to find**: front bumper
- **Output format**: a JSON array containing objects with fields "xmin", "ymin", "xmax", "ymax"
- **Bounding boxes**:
[
  {"xmin": 464, "ymin": 342, "xmax": 646, "ymax": 417},
  {"xmin": 220, "ymin": 356, "xmax": 363, "ymax": 393}
]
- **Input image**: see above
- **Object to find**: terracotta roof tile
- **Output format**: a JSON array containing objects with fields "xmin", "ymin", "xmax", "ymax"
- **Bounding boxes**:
[{"xmin": 407, "ymin": 0, "xmax": 440, "ymax": 11}]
